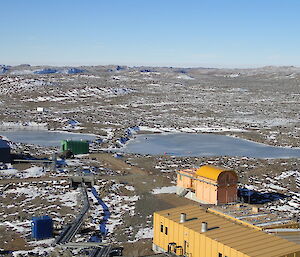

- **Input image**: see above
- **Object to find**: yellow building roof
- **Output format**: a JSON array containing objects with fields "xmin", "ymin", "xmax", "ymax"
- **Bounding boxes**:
[
  {"xmin": 195, "ymin": 165, "xmax": 236, "ymax": 181},
  {"xmin": 155, "ymin": 205, "xmax": 300, "ymax": 257}
]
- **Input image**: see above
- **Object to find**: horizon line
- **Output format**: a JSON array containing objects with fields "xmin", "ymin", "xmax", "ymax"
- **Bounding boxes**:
[{"xmin": 2, "ymin": 63, "xmax": 299, "ymax": 70}]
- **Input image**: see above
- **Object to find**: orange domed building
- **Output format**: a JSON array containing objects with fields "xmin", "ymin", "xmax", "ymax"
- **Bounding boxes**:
[{"xmin": 176, "ymin": 165, "xmax": 238, "ymax": 205}]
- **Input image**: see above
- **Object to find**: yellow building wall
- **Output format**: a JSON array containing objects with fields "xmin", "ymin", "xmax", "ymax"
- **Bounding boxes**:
[
  {"xmin": 154, "ymin": 212, "xmax": 300, "ymax": 257},
  {"xmin": 153, "ymin": 212, "xmax": 251, "ymax": 257},
  {"xmin": 153, "ymin": 213, "xmax": 159, "ymax": 247}
]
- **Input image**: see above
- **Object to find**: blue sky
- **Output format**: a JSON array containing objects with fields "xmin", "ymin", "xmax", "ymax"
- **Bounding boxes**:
[{"xmin": 1, "ymin": 0, "xmax": 300, "ymax": 67}]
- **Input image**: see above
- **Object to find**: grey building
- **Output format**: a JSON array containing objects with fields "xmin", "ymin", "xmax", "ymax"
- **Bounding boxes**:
[{"xmin": 0, "ymin": 139, "xmax": 11, "ymax": 163}]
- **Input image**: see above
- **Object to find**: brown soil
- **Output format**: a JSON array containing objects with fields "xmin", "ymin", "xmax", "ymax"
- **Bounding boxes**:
[
  {"xmin": 0, "ymin": 227, "xmax": 32, "ymax": 251},
  {"xmin": 122, "ymin": 239, "xmax": 153, "ymax": 257},
  {"xmin": 89, "ymin": 153, "xmax": 197, "ymax": 256},
  {"xmin": 89, "ymin": 153, "xmax": 147, "ymax": 175},
  {"xmin": 0, "ymin": 176, "xmax": 68, "ymax": 185}
]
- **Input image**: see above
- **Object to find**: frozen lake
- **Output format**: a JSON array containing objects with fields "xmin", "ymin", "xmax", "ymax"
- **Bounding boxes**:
[
  {"xmin": 0, "ymin": 130, "xmax": 96, "ymax": 147},
  {"xmin": 121, "ymin": 133, "xmax": 300, "ymax": 158}
]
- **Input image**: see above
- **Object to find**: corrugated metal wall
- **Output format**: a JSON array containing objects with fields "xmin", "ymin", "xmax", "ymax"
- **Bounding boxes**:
[
  {"xmin": 61, "ymin": 140, "xmax": 89, "ymax": 154},
  {"xmin": 153, "ymin": 212, "xmax": 300, "ymax": 257}
]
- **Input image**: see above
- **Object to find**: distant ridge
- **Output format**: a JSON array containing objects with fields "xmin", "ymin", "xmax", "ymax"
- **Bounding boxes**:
[{"xmin": 1, "ymin": 64, "xmax": 300, "ymax": 77}]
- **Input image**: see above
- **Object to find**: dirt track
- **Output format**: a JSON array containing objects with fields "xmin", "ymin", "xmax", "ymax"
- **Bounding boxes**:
[
  {"xmin": 90, "ymin": 153, "xmax": 147, "ymax": 175},
  {"xmin": 89, "ymin": 153, "xmax": 197, "ymax": 256}
]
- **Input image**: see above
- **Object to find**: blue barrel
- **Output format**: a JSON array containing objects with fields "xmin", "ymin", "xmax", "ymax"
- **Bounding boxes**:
[{"xmin": 31, "ymin": 216, "xmax": 53, "ymax": 240}]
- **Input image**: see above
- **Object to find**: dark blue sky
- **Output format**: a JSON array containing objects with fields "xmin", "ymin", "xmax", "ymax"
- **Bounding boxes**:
[{"xmin": 1, "ymin": 0, "xmax": 299, "ymax": 67}]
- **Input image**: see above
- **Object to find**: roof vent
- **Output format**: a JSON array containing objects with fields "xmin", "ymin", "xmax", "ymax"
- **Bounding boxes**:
[
  {"xmin": 180, "ymin": 213, "xmax": 186, "ymax": 223},
  {"xmin": 201, "ymin": 222, "xmax": 208, "ymax": 232}
]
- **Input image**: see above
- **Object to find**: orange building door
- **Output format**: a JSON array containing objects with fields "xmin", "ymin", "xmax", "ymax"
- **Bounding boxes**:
[
  {"xmin": 219, "ymin": 186, "xmax": 233, "ymax": 203},
  {"xmin": 217, "ymin": 187, "xmax": 225, "ymax": 204}
]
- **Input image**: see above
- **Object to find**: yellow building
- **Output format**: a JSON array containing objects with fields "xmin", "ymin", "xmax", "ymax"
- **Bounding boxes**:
[
  {"xmin": 153, "ymin": 205, "xmax": 300, "ymax": 257},
  {"xmin": 176, "ymin": 165, "xmax": 238, "ymax": 204}
]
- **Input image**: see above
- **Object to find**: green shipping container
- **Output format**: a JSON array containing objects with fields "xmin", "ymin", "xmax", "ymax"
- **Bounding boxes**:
[{"xmin": 61, "ymin": 140, "xmax": 89, "ymax": 154}]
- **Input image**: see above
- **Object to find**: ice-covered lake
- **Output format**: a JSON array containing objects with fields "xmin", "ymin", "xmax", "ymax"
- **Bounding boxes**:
[
  {"xmin": 120, "ymin": 133, "xmax": 300, "ymax": 158},
  {"xmin": 0, "ymin": 130, "xmax": 96, "ymax": 147}
]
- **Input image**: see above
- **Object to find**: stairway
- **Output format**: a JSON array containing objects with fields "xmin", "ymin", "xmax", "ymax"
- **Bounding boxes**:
[{"xmin": 178, "ymin": 188, "xmax": 189, "ymax": 197}]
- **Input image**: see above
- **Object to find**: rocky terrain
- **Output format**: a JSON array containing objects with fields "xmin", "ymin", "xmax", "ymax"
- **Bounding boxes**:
[
  {"xmin": 0, "ymin": 64, "xmax": 299, "ymax": 256},
  {"xmin": 0, "ymin": 64, "xmax": 299, "ymax": 147}
]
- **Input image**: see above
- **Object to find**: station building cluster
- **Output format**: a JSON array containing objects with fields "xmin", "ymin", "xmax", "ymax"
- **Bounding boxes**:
[{"xmin": 153, "ymin": 165, "xmax": 300, "ymax": 257}]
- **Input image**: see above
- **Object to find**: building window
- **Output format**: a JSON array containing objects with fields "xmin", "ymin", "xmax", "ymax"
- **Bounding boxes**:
[
  {"xmin": 160, "ymin": 225, "xmax": 163, "ymax": 233},
  {"xmin": 165, "ymin": 227, "xmax": 168, "ymax": 235},
  {"xmin": 180, "ymin": 175, "xmax": 182, "ymax": 180},
  {"xmin": 218, "ymin": 254, "xmax": 222, "ymax": 257}
]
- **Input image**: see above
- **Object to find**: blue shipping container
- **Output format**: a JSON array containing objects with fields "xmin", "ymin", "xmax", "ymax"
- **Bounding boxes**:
[{"xmin": 31, "ymin": 216, "xmax": 53, "ymax": 240}]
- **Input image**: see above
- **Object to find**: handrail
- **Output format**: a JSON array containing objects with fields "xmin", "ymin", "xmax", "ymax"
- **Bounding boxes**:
[{"xmin": 55, "ymin": 184, "xmax": 90, "ymax": 244}]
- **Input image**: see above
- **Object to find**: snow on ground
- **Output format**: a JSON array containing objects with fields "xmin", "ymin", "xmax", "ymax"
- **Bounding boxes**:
[
  {"xmin": 177, "ymin": 74, "xmax": 194, "ymax": 80},
  {"xmin": 0, "ymin": 166, "xmax": 46, "ymax": 179},
  {"xmin": 0, "ymin": 121, "xmax": 47, "ymax": 130},
  {"xmin": 22, "ymin": 166, "xmax": 45, "ymax": 178},
  {"xmin": 11, "ymin": 238, "xmax": 57, "ymax": 256},
  {"xmin": 0, "ymin": 77, "xmax": 55, "ymax": 95},
  {"xmin": 56, "ymin": 190, "xmax": 80, "ymax": 207},
  {"xmin": 64, "ymin": 159, "xmax": 82, "ymax": 166},
  {"xmin": 12, "ymin": 246, "xmax": 55, "ymax": 257},
  {"xmin": 78, "ymin": 74, "xmax": 101, "ymax": 79},
  {"xmin": 125, "ymin": 185, "xmax": 135, "ymax": 191},
  {"xmin": 85, "ymin": 183, "xmax": 140, "ymax": 243},
  {"xmin": 10, "ymin": 70, "xmax": 34, "ymax": 75},
  {"xmin": 1, "ymin": 180, "xmax": 79, "ymax": 218},
  {"xmin": 138, "ymin": 126, "xmax": 163, "ymax": 133},
  {"xmin": 243, "ymin": 167, "xmax": 300, "ymax": 215},
  {"xmin": 85, "ymin": 190, "xmax": 105, "ymax": 233},
  {"xmin": 230, "ymin": 116, "xmax": 297, "ymax": 128},
  {"xmin": 1, "ymin": 66, "xmax": 300, "ymax": 255},
  {"xmin": 275, "ymin": 170, "xmax": 300, "ymax": 180},
  {"xmin": 99, "ymin": 182, "xmax": 140, "ymax": 241},
  {"xmin": 29, "ymin": 238, "xmax": 55, "ymax": 246},
  {"xmin": 135, "ymin": 227, "xmax": 153, "ymax": 240},
  {"xmin": 0, "ymin": 167, "xmax": 18, "ymax": 176},
  {"xmin": 151, "ymin": 186, "xmax": 177, "ymax": 194},
  {"xmin": 59, "ymin": 86, "xmax": 136, "ymax": 99},
  {"xmin": 0, "ymin": 220, "xmax": 31, "ymax": 234},
  {"xmin": 224, "ymin": 73, "xmax": 240, "ymax": 78},
  {"xmin": 188, "ymin": 126, "xmax": 246, "ymax": 133},
  {"xmin": 5, "ymin": 187, "xmax": 41, "ymax": 200},
  {"xmin": 1, "ymin": 66, "xmax": 299, "ymax": 151},
  {"xmin": 0, "ymin": 178, "xmax": 80, "ymax": 256},
  {"xmin": 138, "ymin": 125, "xmax": 246, "ymax": 133}
]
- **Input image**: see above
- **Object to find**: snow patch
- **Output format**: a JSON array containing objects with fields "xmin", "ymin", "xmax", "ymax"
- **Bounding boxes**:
[
  {"xmin": 151, "ymin": 186, "xmax": 177, "ymax": 194},
  {"xmin": 135, "ymin": 227, "xmax": 153, "ymax": 240}
]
